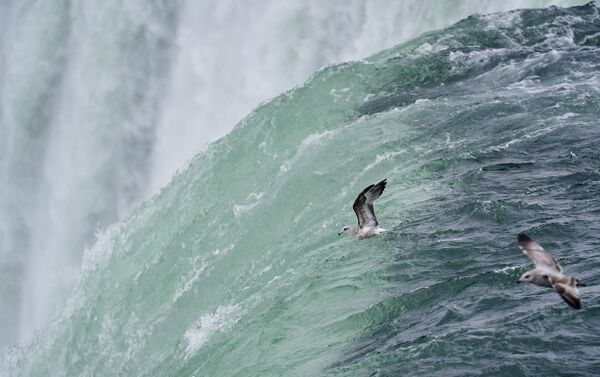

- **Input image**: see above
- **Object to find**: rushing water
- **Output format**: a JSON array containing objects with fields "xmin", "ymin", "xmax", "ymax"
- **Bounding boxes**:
[
  {"xmin": 2, "ymin": 0, "xmax": 582, "ymax": 350},
  {"xmin": 3, "ymin": 1, "xmax": 600, "ymax": 376}
]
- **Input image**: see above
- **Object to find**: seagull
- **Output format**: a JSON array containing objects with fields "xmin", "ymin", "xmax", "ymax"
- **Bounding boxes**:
[
  {"xmin": 338, "ymin": 179, "xmax": 387, "ymax": 239},
  {"xmin": 516, "ymin": 233, "xmax": 584, "ymax": 310}
]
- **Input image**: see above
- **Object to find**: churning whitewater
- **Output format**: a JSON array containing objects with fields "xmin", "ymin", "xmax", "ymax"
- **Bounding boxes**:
[
  {"xmin": 3, "ymin": 2, "xmax": 600, "ymax": 377},
  {"xmin": 4, "ymin": 0, "xmax": 582, "ymax": 349}
]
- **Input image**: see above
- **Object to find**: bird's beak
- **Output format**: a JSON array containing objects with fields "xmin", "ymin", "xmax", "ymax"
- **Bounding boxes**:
[
  {"xmin": 337, "ymin": 232, "xmax": 342, "ymax": 236},
  {"xmin": 516, "ymin": 280, "xmax": 521, "ymax": 284}
]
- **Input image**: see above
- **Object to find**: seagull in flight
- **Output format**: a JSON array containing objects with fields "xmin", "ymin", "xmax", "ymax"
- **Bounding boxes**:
[
  {"xmin": 516, "ymin": 233, "xmax": 584, "ymax": 310},
  {"xmin": 339, "ymin": 179, "xmax": 387, "ymax": 239}
]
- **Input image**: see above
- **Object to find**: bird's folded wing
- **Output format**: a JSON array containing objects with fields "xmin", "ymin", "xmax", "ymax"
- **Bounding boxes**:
[{"xmin": 551, "ymin": 276, "xmax": 581, "ymax": 310}]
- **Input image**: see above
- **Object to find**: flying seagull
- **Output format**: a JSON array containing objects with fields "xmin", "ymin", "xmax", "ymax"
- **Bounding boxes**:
[
  {"xmin": 339, "ymin": 179, "xmax": 387, "ymax": 239},
  {"xmin": 516, "ymin": 233, "xmax": 583, "ymax": 310}
]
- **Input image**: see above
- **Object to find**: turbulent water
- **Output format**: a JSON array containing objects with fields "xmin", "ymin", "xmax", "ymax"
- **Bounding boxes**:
[
  {"xmin": 4, "ymin": 0, "xmax": 585, "ymax": 349},
  {"xmin": 3, "ymin": 2, "xmax": 600, "ymax": 377}
]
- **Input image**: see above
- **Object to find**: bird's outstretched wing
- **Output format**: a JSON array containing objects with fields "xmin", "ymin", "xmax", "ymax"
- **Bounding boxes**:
[
  {"xmin": 517, "ymin": 233, "xmax": 563, "ymax": 272},
  {"xmin": 353, "ymin": 179, "xmax": 387, "ymax": 228}
]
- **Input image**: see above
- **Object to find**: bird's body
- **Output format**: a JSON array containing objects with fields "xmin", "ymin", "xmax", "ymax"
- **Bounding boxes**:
[
  {"xmin": 339, "ymin": 179, "xmax": 387, "ymax": 239},
  {"xmin": 343, "ymin": 225, "xmax": 386, "ymax": 239},
  {"xmin": 516, "ymin": 233, "xmax": 582, "ymax": 310}
]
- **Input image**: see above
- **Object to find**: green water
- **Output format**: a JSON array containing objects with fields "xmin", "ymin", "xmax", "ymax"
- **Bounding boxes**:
[{"xmin": 4, "ymin": 3, "xmax": 600, "ymax": 376}]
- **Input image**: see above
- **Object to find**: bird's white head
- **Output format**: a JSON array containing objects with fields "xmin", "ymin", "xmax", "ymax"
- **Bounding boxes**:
[
  {"xmin": 517, "ymin": 272, "xmax": 534, "ymax": 284},
  {"xmin": 338, "ymin": 226, "xmax": 353, "ymax": 236}
]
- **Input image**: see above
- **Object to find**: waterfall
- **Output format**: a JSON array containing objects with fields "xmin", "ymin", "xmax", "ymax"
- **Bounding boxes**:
[{"xmin": 0, "ymin": 0, "xmax": 583, "ymax": 350}]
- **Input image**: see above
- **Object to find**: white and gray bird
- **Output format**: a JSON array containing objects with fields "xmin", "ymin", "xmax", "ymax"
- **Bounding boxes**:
[
  {"xmin": 338, "ymin": 179, "xmax": 387, "ymax": 239},
  {"xmin": 516, "ymin": 233, "xmax": 583, "ymax": 310}
]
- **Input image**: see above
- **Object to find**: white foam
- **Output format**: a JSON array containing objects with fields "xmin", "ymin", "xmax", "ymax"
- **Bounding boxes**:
[
  {"xmin": 278, "ymin": 130, "xmax": 337, "ymax": 176},
  {"xmin": 486, "ymin": 122, "xmax": 569, "ymax": 152},
  {"xmin": 233, "ymin": 192, "xmax": 264, "ymax": 219},
  {"xmin": 172, "ymin": 260, "xmax": 209, "ymax": 304},
  {"xmin": 494, "ymin": 265, "xmax": 524, "ymax": 274},
  {"xmin": 184, "ymin": 305, "xmax": 241, "ymax": 358},
  {"xmin": 362, "ymin": 151, "xmax": 406, "ymax": 173},
  {"xmin": 330, "ymin": 87, "xmax": 351, "ymax": 102},
  {"xmin": 581, "ymin": 31, "xmax": 600, "ymax": 45}
]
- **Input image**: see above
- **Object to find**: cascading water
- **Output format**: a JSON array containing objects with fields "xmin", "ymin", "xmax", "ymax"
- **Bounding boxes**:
[
  {"xmin": 148, "ymin": 0, "xmax": 587, "ymax": 194},
  {"xmin": 1, "ymin": 0, "xmax": 582, "ymax": 350},
  {"xmin": 0, "ymin": 4, "xmax": 600, "ymax": 376},
  {"xmin": 2, "ymin": 1, "xmax": 599, "ymax": 376},
  {"xmin": 0, "ymin": 0, "xmax": 179, "ymax": 346}
]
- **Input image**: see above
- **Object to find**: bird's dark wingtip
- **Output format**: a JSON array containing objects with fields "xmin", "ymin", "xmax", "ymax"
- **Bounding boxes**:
[{"xmin": 517, "ymin": 233, "xmax": 532, "ymax": 243}]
